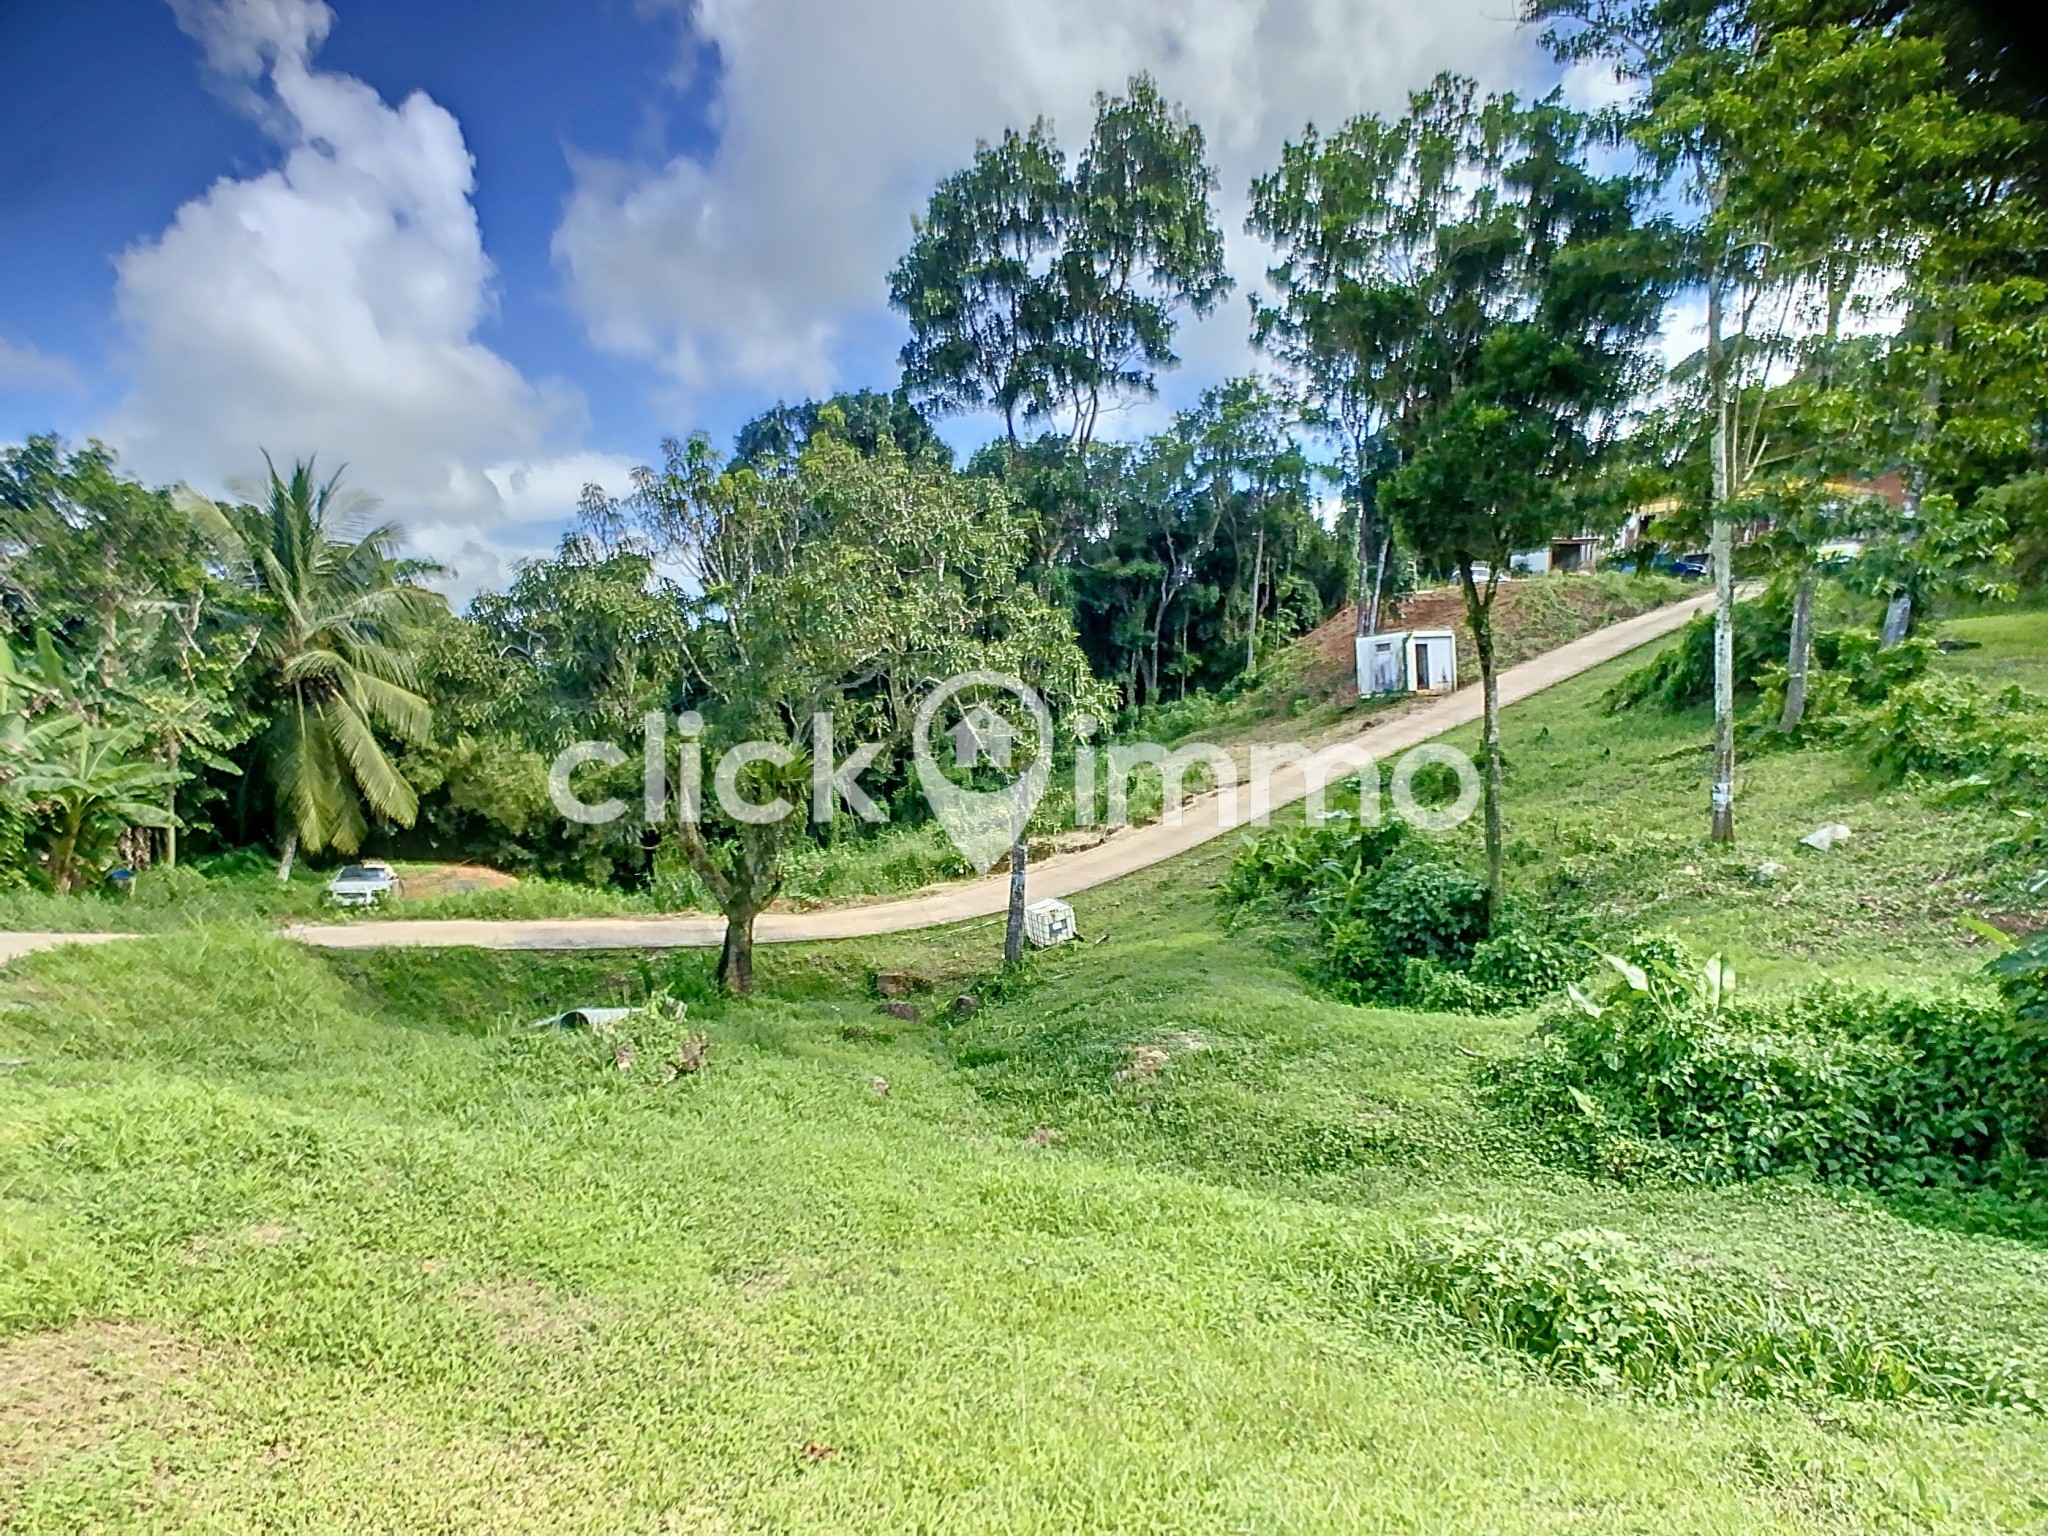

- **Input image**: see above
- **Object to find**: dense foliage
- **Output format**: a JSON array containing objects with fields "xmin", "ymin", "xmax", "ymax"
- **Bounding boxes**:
[
  {"xmin": 1392, "ymin": 1215, "xmax": 2039, "ymax": 1408},
  {"xmin": 1491, "ymin": 934, "xmax": 2048, "ymax": 1203},
  {"xmin": 4, "ymin": 0, "xmax": 2045, "ymax": 935},
  {"xmin": 1223, "ymin": 816, "xmax": 1576, "ymax": 1013}
]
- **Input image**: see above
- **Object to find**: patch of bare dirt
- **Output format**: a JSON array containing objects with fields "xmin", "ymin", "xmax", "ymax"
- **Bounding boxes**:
[
  {"xmin": 455, "ymin": 1281, "xmax": 607, "ymax": 1350},
  {"xmin": 180, "ymin": 1221, "xmax": 300, "ymax": 1266},
  {"xmin": 399, "ymin": 863, "xmax": 520, "ymax": 901},
  {"xmin": 1295, "ymin": 576, "xmax": 1678, "ymax": 698},
  {"xmin": 0, "ymin": 1321, "xmax": 206, "ymax": 1485}
]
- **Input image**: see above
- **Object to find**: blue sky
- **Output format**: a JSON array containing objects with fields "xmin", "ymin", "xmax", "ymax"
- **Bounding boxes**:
[{"xmin": 1, "ymin": 0, "xmax": 1567, "ymax": 599}]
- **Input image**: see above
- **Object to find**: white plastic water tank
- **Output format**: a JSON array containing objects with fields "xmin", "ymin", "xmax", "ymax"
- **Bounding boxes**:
[{"xmin": 1023, "ymin": 897, "xmax": 1076, "ymax": 947}]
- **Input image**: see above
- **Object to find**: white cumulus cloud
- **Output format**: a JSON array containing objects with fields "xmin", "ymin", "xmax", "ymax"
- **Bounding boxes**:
[
  {"xmin": 0, "ymin": 336, "xmax": 83, "ymax": 394},
  {"xmin": 109, "ymin": 0, "xmax": 633, "ymax": 599},
  {"xmin": 554, "ymin": 0, "xmax": 1540, "ymax": 421}
]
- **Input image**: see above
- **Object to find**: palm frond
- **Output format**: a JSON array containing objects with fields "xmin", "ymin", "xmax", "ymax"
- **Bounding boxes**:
[
  {"xmin": 321, "ymin": 697, "xmax": 418, "ymax": 827},
  {"xmin": 344, "ymin": 670, "xmax": 432, "ymax": 743}
]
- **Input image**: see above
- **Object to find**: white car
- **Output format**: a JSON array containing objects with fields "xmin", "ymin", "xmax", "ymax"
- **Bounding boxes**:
[{"xmin": 326, "ymin": 861, "xmax": 402, "ymax": 907}]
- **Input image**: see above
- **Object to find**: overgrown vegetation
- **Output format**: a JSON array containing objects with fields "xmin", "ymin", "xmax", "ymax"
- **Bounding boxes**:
[
  {"xmin": 1388, "ymin": 1216, "xmax": 2039, "ymax": 1409},
  {"xmin": 1491, "ymin": 934, "xmax": 2048, "ymax": 1213},
  {"xmin": 1223, "ymin": 814, "xmax": 1575, "ymax": 1014}
]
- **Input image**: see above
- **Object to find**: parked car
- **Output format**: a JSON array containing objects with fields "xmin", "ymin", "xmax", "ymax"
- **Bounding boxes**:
[
  {"xmin": 326, "ymin": 860, "xmax": 402, "ymax": 907},
  {"xmin": 1666, "ymin": 552, "xmax": 1710, "ymax": 579}
]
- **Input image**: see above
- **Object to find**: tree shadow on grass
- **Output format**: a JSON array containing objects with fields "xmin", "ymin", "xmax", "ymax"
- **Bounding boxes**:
[{"xmin": 1879, "ymin": 1184, "xmax": 2048, "ymax": 1248}]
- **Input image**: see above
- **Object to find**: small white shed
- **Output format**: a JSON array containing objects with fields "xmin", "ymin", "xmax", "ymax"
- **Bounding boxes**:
[{"xmin": 1355, "ymin": 628, "xmax": 1459, "ymax": 697}]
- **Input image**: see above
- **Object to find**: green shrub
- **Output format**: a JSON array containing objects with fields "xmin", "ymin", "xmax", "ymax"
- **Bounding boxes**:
[
  {"xmin": 1221, "ymin": 816, "xmax": 1410, "ymax": 908},
  {"xmin": 1310, "ymin": 846, "xmax": 1492, "ymax": 1008},
  {"xmin": 1468, "ymin": 919, "xmax": 1576, "ymax": 1004},
  {"xmin": 1866, "ymin": 675, "xmax": 2048, "ymax": 805},
  {"xmin": 1227, "ymin": 819, "xmax": 1578, "ymax": 1013},
  {"xmin": 1395, "ymin": 1216, "xmax": 2039, "ymax": 1408},
  {"xmin": 127, "ymin": 863, "xmax": 212, "ymax": 907},
  {"xmin": 1989, "ymin": 928, "xmax": 2048, "ymax": 1026},
  {"xmin": 1605, "ymin": 599, "xmax": 1786, "ymax": 713},
  {"xmin": 1354, "ymin": 860, "xmax": 1489, "ymax": 965},
  {"xmin": 0, "ymin": 806, "xmax": 28, "ymax": 891},
  {"xmin": 1321, "ymin": 917, "xmax": 1407, "ymax": 1004},
  {"xmin": 1491, "ymin": 935, "xmax": 2048, "ymax": 1197},
  {"xmin": 1399, "ymin": 957, "xmax": 1499, "ymax": 1014},
  {"xmin": 1752, "ymin": 630, "xmax": 1938, "ymax": 746}
]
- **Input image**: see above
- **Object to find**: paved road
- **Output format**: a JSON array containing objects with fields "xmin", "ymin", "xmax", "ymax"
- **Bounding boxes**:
[
  {"xmin": 0, "ymin": 931, "xmax": 135, "ymax": 964},
  {"xmin": 0, "ymin": 592, "xmax": 1711, "ymax": 962}
]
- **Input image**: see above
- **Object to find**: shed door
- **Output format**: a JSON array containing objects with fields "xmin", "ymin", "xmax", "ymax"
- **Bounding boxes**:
[
  {"xmin": 1371, "ymin": 640, "xmax": 1401, "ymax": 694},
  {"xmin": 1414, "ymin": 637, "xmax": 1452, "ymax": 690}
]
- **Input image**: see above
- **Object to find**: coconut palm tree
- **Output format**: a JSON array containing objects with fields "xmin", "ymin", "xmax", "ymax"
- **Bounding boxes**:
[{"xmin": 184, "ymin": 459, "xmax": 439, "ymax": 878}]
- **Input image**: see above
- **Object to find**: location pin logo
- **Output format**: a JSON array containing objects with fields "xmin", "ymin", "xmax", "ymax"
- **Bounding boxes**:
[{"xmin": 913, "ymin": 671, "xmax": 1054, "ymax": 873}]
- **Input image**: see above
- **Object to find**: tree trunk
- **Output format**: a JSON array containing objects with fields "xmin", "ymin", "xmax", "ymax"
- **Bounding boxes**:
[
  {"xmin": 1706, "ymin": 260, "xmax": 1736, "ymax": 845},
  {"xmin": 277, "ymin": 830, "xmax": 298, "ymax": 883},
  {"xmin": 1244, "ymin": 524, "xmax": 1265, "ymax": 677},
  {"xmin": 165, "ymin": 738, "xmax": 180, "ymax": 868},
  {"xmin": 1779, "ymin": 575, "xmax": 1815, "ymax": 733},
  {"xmin": 1148, "ymin": 579, "xmax": 1169, "ymax": 704},
  {"xmin": 1885, "ymin": 318, "xmax": 1952, "ymax": 649},
  {"xmin": 1004, "ymin": 835, "xmax": 1028, "ymax": 965},
  {"xmin": 1880, "ymin": 593, "xmax": 1912, "ymax": 647},
  {"xmin": 717, "ymin": 909, "xmax": 757, "ymax": 994},
  {"xmin": 1458, "ymin": 562, "xmax": 1506, "ymax": 911},
  {"xmin": 50, "ymin": 810, "xmax": 82, "ymax": 895},
  {"xmin": 1353, "ymin": 461, "xmax": 1375, "ymax": 640},
  {"xmin": 673, "ymin": 819, "xmax": 777, "ymax": 998},
  {"xmin": 1710, "ymin": 515, "xmax": 1736, "ymax": 843},
  {"xmin": 1367, "ymin": 528, "xmax": 1392, "ymax": 637}
]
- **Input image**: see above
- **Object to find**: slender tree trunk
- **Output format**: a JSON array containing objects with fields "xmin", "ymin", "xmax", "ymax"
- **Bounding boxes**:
[
  {"xmin": 1880, "ymin": 592, "xmax": 1913, "ymax": 648},
  {"xmin": 1004, "ymin": 836, "xmax": 1028, "ymax": 965},
  {"xmin": 165, "ymin": 738, "xmax": 180, "ymax": 868},
  {"xmin": 717, "ymin": 909, "xmax": 757, "ymax": 994},
  {"xmin": 1706, "ymin": 263, "xmax": 1736, "ymax": 845},
  {"xmin": 1245, "ymin": 524, "xmax": 1265, "ymax": 676},
  {"xmin": 1354, "ymin": 488, "xmax": 1373, "ymax": 641},
  {"xmin": 1148, "ymin": 574, "xmax": 1173, "ymax": 702},
  {"xmin": 1885, "ymin": 319, "xmax": 1951, "ymax": 648},
  {"xmin": 1367, "ymin": 528, "xmax": 1392, "ymax": 636},
  {"xmin": 675, "ymin": 820, "xmax": 774, "ymax": 997},
  {"xmin": 1780, "ymin": 574, "xmax": 1815, "ymax": 732},
  {"xmin": 1710, "ymin": 517, "xmax": 1737, "ymax": 842},
  {"xmin": 277, "ymin": 829, "xmax": 298, "ymax": 883},
  {"xmin": 1458, "ymin": 561, "xmax": 1506, "ymax": 911}
]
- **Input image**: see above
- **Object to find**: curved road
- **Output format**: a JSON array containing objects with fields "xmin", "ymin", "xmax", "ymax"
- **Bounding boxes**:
[{"xmin": 0, "ymin": 592, "xmax": 1711, "ymax": 963}]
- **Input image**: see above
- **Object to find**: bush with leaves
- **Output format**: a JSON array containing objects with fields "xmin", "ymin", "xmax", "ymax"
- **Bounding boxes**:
[
  {"xmin": 1989, "ymin": 928, "xmax": 2048, "ymax": 1028},
  {"xmin": 1865, "ymin": 675, "xmax": 2048, "ymax": 807},
  {"xmin": 1393, "ymin": 1216, "xmax": 2038, "ymax": 1409},
  {"xmin": 1751, "ymin": 629, "xmax": 1937, "ymax": 746},
  {"xmin": 1603, "ymin": 598, "xmax": 1787, "ymax": 714},
  {"xmin": 1224, "ymin": 817, "xmax": 1573, "ymax": 1012},
  {"xmin": 1491, "ymin": 934, "xmax": 2048, "ymax": 1198}
]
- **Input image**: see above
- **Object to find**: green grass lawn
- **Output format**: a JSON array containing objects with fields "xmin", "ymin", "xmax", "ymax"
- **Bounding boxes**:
[{"xmin": 3, "ymin": 610, "xmax": 2045, "ymax": 1532}]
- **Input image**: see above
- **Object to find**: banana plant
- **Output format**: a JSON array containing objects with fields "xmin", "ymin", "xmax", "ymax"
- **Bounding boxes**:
[{"xmin": 6, "ymin": 716, "xmax": 180, "ymax": 892}]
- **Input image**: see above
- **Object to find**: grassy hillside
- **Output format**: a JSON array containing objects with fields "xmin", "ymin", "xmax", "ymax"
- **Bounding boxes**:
[{"xmin": 3, "ymin": 612, "xmax": 2045, "ymax": 1532}]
